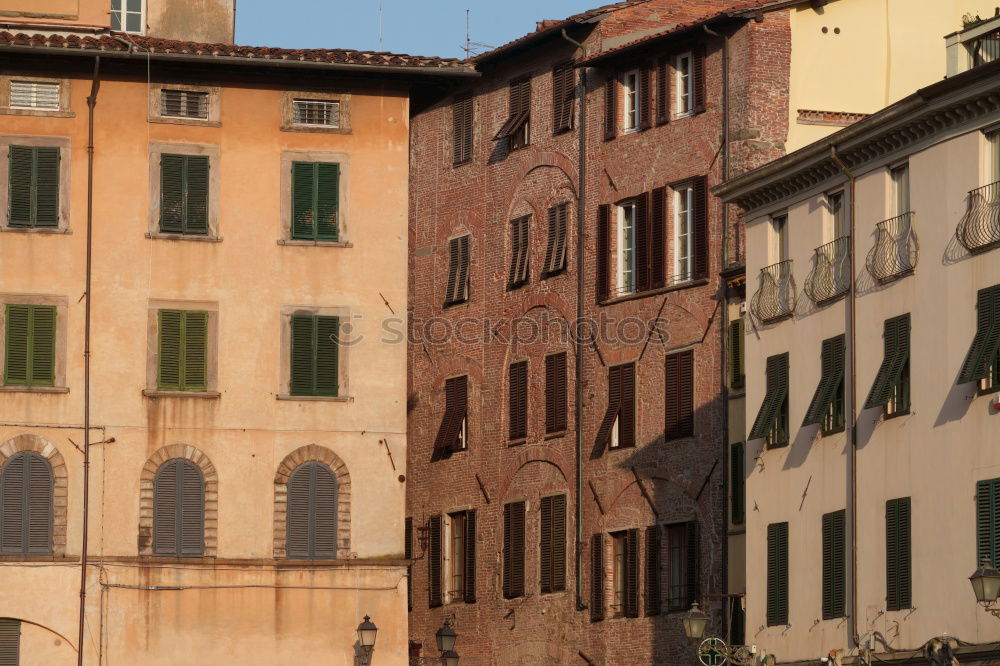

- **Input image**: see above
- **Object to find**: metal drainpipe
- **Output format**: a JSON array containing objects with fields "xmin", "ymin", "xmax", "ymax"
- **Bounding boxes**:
[
  {"xmin": 830, "ymin": 145, "xmax": 860, "ymax": 655},
  {"xmin": 76, "ymin": 55, "xmax": 100, "ymax": 666},
  {"xmin": 560, "ymin": 27, "xmax": 587, "ymax": 612}
]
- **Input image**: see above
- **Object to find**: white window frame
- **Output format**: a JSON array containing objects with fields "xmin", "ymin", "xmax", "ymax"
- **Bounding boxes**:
[
  {"xmin": 675, "ymin": 52, "xmax": 693, "ymax": 117},
  {"xmin": 616, "ymin": 201, "xmax": 637, "ymax": 296},
  {"xmin": 446, "ymin": 511, "xmax": 467, "ymax": 602},
  {"xmin": 111, "ymin": 0, "xmax": 145, "ymax": 35},
  {"xmin": 622, "ymin": 69, "xmax": 640, "ymax": 133},
  {"xmin": 673, "ymin": 185, "xmax": 694, "ymax": 282}
]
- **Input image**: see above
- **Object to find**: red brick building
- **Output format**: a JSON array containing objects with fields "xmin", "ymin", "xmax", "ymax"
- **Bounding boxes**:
[{"xmin": 406, "ymin": 1, "xmax": 789, "ymax": 663}]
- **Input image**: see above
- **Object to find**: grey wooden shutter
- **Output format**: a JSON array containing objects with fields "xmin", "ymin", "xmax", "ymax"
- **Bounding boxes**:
[
  {"xmin": 545, "ymin": 352, "xmax": 568, "ymax": 433},
  {"xmin": 886, "ymin": 497, "xmax": 911, "ymax": 610},
  {"xmin": 591, "ymin": 533, "xmax": 605, "ymax": 621},
  {"xmin": 977, "ymin": 478, "xmax": 1000, "ymax": 567},
  {"xmin": 509, "ymin": 360, "xmax": 528, "ymax": 441},
  {"xmin": 1, "ymin": 452, "xmax": 52, "ymax": 556},
  {"xmin": 503, "ymin": 501, "xmax": 525, "ymax": 598},
  {"xmin": 154, "ymin": 459, "xmax": 203, "ymax": 556},
  {"xmin": 685, "ymin": 521, "xmax": 699, "ymax": 608},
  {"xmin": 597, "ymin": 204, "xmax": 611, "ymax": 302},
  {"xmin": 766, "ymin": 522, "xmax": 788, "ymax": 626},
  {"xmin": 645, "ymin": 525, "xmax": 661, "ymax": 616},
  {"xmin": 665, "ymin": 350, "xmax": 694, "ymax": 440},
  {"xmin": 152, "ymin": 459, "xmax": 178, "ymax": 555},
  {"xmin": 624, "ymin": 528, "xmax": 639, "ymax": 618},
  {"xmin": 429, "ymin": 514, "xmax": 443, "ymax": 607},
  {"xmin": 822, "ymin": 510, "xmax": 846, "ymax": 619},
  {"xmin": 464, "ymin": 509, "xmax": 477, "ymax": 603},
  {"xmin": 0, "ymin": 618, "xmax": 20, "ymax": 666},
  {"xmin": 287, "ymin": 462, "xmax": 338, "ymax": 559},
  {"xmin": 178, "ymin": 460, "xmax": 205, "ymax": 556}
]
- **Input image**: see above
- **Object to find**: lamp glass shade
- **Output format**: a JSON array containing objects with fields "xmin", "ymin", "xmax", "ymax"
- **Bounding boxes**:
[
  {"xmin": 682, "ymin": 602, "xmax": 709, "ymax": 639},
  {"xmin": 441, "ymin": 650, "xmax": 460, "ymax": 666},
  {"xmin": 436, "ymin": 623, "xmax": 457, "ymax": 652},
  {"xmin": 357, "ymin": 615, "xmax": 378, "ymax": 648},
  {"xmin": 970, "ymin": 562, "xmax": 1000, "ymax": 603}
]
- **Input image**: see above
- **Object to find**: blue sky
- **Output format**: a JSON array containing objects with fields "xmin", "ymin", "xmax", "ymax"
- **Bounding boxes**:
[{"xmin": 235, "ymin": 0, "xmax": 600, "ymax": 59}]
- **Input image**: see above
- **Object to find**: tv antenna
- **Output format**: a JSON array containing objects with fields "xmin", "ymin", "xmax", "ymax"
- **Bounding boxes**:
[
  {"xmin": 378, "ymin": 0, "xmax": 384, "ymax": 51},
  {"xmin": 462, "ymin": 9, "xmax": 495, "ymax": 58}
]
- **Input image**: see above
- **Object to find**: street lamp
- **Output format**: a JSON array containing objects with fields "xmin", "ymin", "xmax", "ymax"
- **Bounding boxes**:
[
  {"xmin": 435, "ymin": 619, "xmax": 459, "ymax": 665},
  {"xmin": 356, "ymin": 615, "xmax": 378, "ymax": 664},
  {"xmin": 970, "ymin": 558, "xmax": 1000, "ymax": 605},
  {"xmin": 440, "ymin": 650, "xmax": 460, "ymax": 666},
  {"xmin": 682, "ymin": 601, "xmax": 709, "ymax": 640}
]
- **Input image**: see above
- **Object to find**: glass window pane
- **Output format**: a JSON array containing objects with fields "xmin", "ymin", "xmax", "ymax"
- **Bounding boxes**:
[
  {"xmin": 110, "ymin": 12, "xmax": 121, "ymax": 30},
  {"xmin": 111, "ymin": 0, "xmax": 122, "ymax": 9},
  {"xmin": 126, "ymin": 13, "xmax": 141, "ymax": 32},
  {"xmin": 127, "ymin": 0, "xmax": 142, "ymax": 11}
]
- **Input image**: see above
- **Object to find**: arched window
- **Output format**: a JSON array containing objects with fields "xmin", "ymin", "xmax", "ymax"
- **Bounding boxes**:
[
  {"xmin": 153, "ymin": 459, "xmax": 204, "ymax": 556},
  {"xmin": 1, "ymin": 451, "xmax": 53, "ymax": 556},
  {"xmin": 287, "ymin": 461, "xmax": 338, "ymax": 558}
]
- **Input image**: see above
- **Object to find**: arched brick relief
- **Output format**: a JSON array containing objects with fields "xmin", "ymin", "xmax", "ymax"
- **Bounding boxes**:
[
  {"xmin": 273, "ymin": 445, "xmax": 351, "ymax": 559},
  {"xmin": 138, "ymin": 444, "xmax": 218, "ymax": 557},
  {"xmin": 0, "ymin": 434, "xmax": 68, "ymax": 556},
  {"xmin": 430, "ymin": 354, "xmax": 484, "ymax": 390},
  {"xmin": 497, "ymin": 445, "xmax": 570, "ymax": 501},
  {"xmin": 501, "ymin": 151, "xmax": 579, "ymax": 211}
]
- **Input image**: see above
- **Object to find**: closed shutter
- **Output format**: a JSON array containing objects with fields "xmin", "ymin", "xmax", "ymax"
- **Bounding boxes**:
[
  {"xmin": 749, "ymin": 353, "xmax": 789, "ymax": 441},
  {"xmin": 290, "ymin": 315, "xmax": 316, "ymax": 396},
  {"xmin": 650, "ymin": 187, "xmax": 666, "ymax": 289},
  {"xmin": 865, "ymin": 314, "xmax": 910, "ymax": 409},
  {"xmin": 552, "ymin": 63, "xmax": 575, "ymax": 134},
  {"xmin": 597, "ymin": 204, "xmax": 611, "ymax": 302},
  {"xmin": 452, "ymin": 93, "xmax": 473, "ymax": 165},
  {"xmin": 314, "ymin": 316, "xmax": 340, "ymax": 397},
  {"xmin": 434, "ymin": 375, "xmax": 468, "ymax": 455},
  {"xmin": 639, "ymin": 66, "xmax": 651, "ymax": 130},
  {"xmin": 545, "ymin": 352, "xmax": 568, "ymax": 433},
  {"xmin": 685, "ymin": 521, "xmax": 699, "ymax": 607},
  {"xmin": 665, "ymin": 350, "xmax": 695, "ymax": 440},
  {"xmin": 766, "ymin": 522, "xmax": 789, "ymax": 626},
  {"xmin": 286, "ymin": 463, "xmax": 310, "ymax": 557},
  {"xmin": 184, "ymin": 155, "xmax": 210, "ymax": 235},
  {"xmin": 619, "ymin": 363, "xmax": 636, "ymax": 448},
  {"xmin": 315, "ymin": 163, "xmax": 340, "ymax": 241},
  {"xmin": 160, "ymin": 154, "xmax": 209, "ymax": 235},
  {"xmin": 464, "ymin": 509, "xmax": 477, "ymax": 603},
  {"xmin": 886, "ymin": 497, "xmax": 911, "ymax": 611},
  {"xmin": 503, "ymin": 501, "xmax": 525, "ymax": 598},
  {"xmin": 509, "ymin": 215, "xmax": 530, "ymax": 288},
  {"xmin": 4, "ymin": 305, "xmax": 55, "ymax": 387},
  {"xmin": 157, "ymin": 310, "xmax": 209, "ymax": 392},
  {"xmin": 291, "ymin": 161, "xmax": 340, "ymax": 241},
  {"xmin": 730, "ymin": 442, "xmax": 745, "ymax": 525},
  {"xmin": 692, "ymin": 177, "xmax": 708, "ymax": 279},
  {"xmin": 405, "ymin": 517, "xmax": 413, "ymax": 611},
  {"xmin": 822, "ymin": 509, "xmax": 846, "ymax": 619},
  {"xmin": 0, "ymin": 455, "xmax": 25, "ymax": 554},
  {"xmin": 634, "ymin": 191, "xmax": 650, "ymax": 292},
  {"xmin": 692, "ymin": 44, "xmax": 706, "ymax": 113},
  {"xmin": 977, "ymin": 478, "xmax": 1000, "ymax": 568},
  {"xmin": 312, "ymin": 463, "xmax": 339, "ymax": 558},
  {"xmin": 959, "ymin": 285, "xmax": 1000, "ymax": 384},
  {"xmin": 0, "ymin": 618, "xmax": 19, "ymax": 666},
  {"xmin": 645, "ymin": 525, "xmax": 661, "ymax": 616},
  {"xmin": 552, "ymin": 495, "xmax": 566, "ymax": 592},
  {"xmin": 509, "ymin": 361, "xmax": 528, "ymax": 440},
  {"xmin": 160, "ymin": 154, "xmax": 185, "ymax": 233},
  {"xmin": 595, "ymin": 364, "xmax": 623, "ymax": 453},
  {"xmin": 182, "ymin": 311, "xmax": 208, "ymax": 391},
  {"xmin": 289, "ymin": 315, "xmax": 339, "ymax": 397},
  {"xmin": 291, "ymin": 161, "xmax": 315, "ymax": 239},
  {"xmin": 540, "ymin": 496, "xmax": 553, "ymax": 593},
  {"xmin": 1, "ymin": 452, "xmax": 53, "ymax": 556},
  {"xmin": 803, "ymin": 334, "xmax": 846, "ymax": 426},
  {"xmin": 8, "ymin": 145, "xmax": 33, "ymax": 226},
  {"xmin": 3, "ymin": 305, "xmax": 30, "ymax": 386},
  {"xmin": 624, "ymin": 528, "xmax": 639, "ymax": 618},
  {"xmin": 604, "ymin": 76, "xmax": 616, "ymax": 141},
  {"xmin": 157, "ymin": 310, "xmax": 183, "ymax": 391},
  {"xmin": 429, "ymin": 514, "xmax": 443, "ymax": 607},
  {"xmin": 591, "ymin": 533, "xmax": 605, "ymax": 621},
  {"xmin": 153, "ymin": 459, "xmax": 203, "ymax": 557},
  {"xmin": 655, "ymin": 57, "xmax": 669, "ymax": 125},
  {"xmin": 8, "ymin": 145, "xmax": 59, "ymax": 228},
  {"xmin": 730, "ymin": 319, "xmax": 745, "ymax": 389}
]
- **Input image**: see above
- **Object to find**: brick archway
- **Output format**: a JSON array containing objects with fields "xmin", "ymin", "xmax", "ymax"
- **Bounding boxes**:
[
  {"xmin": 0, "ymin": 434, "xmax": 68, "ymax": 556},
  {"xmin": 273, "ymin": 445, "xmax": 351, "ymax": 559},
  {"xmin": 138, "ymin": 444, "xmax": 218, "ymax": 557}
]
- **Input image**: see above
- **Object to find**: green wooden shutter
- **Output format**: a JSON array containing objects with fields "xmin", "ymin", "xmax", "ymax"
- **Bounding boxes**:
[
  {"xmin": 731, "ymin": 442, "xmax": 745, "ymax": 525},
  {"xmin": 767, "ymin": 522, "xmax": 788, "ymax": 626},
  {"xmin": 822, "ymin": 509, "xmax": 845, "ymax": 619},
  {"xmin": 977, "ymin": 479, "xmax": 1000, "ymax": 567},
  {"xmin": 886, "ymin": 497, "xmax": 911, "ymax": 611},
  {"xmin": 750, "ymin": 353, "xmax": 789, "ymax": 441},
  {"xmin": 803, "ymin": 335, "xmax": 845, "ymax": 426},
  {"xmin": 0, "ymin": 618, "xmax": 20, "ymax": 666},
  {"xmin": 865, "ymin": 315, "xmax": 910, "ymax": 409},
  {"xmin": 959, "ymin": 286, "xmax": 1000, "ymax": 384},
  {"xmin": 3, "ymin": 305, "xmax": 29, "ymax": 385},
  {"xmin": 428, "ymin": 514, "xmax": 443, "ymax": 607},
  {"xmin": 184, "ymin": 155, "xmax": 210, "ymax": 235},
  {"xmin": 314, "ymin": 316, "xmax": 340, "ymax": 397},
  {"xmin": 160, "ymin": 154, "xmax": 185, "ymax": 233},
  {"xmin": 291, "ymin": 161, "xmax": 316, "ymax": 239},
  {"xmin": 182, "ymin": 311, "xmax": 208, "ymax": 391},
  {"xmin": 8, "ymin": 145, "xmax": 33, "ymax": 227},
  {"xmin": 33, "ymin": 146, "xmax": 60, "ymax": 227},
  {"xmin": 4, "ymin": 305, "xmax": 55, "ymax": 387},
  {"xmin": 315, "ymin": 162, "xmax": 340, "ymax": 241},
  {"xmin": 290, "ymin": 315, "xmax": 317, "ymax": 396},
  {"xmin": 8, "ymin": 145, "xmax": 59, "ymax": 228}
]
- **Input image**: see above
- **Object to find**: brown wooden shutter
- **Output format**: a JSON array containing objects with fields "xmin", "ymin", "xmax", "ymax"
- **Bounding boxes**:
[
  {"xmin": 445, "ymin": 236, "xmax": 470, "ymax": 304},
  {"xmin": 595, "ymin": 364, "xmax": 623, "ymax": 453},
  {"xmin": 540, "ymin": 496, "xmax": 553, "ymax": 593},
  {"xmin": 692, "ymin": 177, "xmax": 708, "ymax": 279},
  {"xmin": 639, "ymin": 66, "xmax": 652, "ymax": 130},
  {"xmin": 619, "ymin": 363, "xmax": 636, "ymax": 448},
  {"xmin": 545, "ymin": 352, "xmax": 568, "ymax": 433},
  {"xmin": 405, "ymin": 517, "xmax": 413, "ymax": 611},
  {"xmin": 650, "ymin": 187, "xmax": 667, "ymax": 289},
  {"xmin": 635, "ymin": 191, "xmax": 650, "ymax": 292},
  {"xmin": 452, "ymin": 93, "xmax": 473, "ymax": 165},
  {"xmin": 552, "ymin": 495, "xmax": 567, "ymax": 591},
  {"xmin": 604, "ymin": 76, "xmax": 617, "ymax": 141},
  {"xmin": 509, "ymin": 215, "xmax": 530, "ymax": 288},
  {"xmin": 509, "ymin": 360, "xmax": 528, "ymax": 441},
  {"xmin": 464, "ymin": 509, "xmax": 477, "ymax": 603},
  {"xmin": 429, "ymin": 514, "xmax": 443, "ymax": 607},
  {"xmin": 503, "ymin": 501, "xmax": 525, "ymax": 598},
  {"xmin": 685, "ymin": 521, "xmax": 699, "ymax": 607},
  {"xmin": 665, "ymin": 350, "xmax": 695, "ymax": 440},
  {"xmin": 543, "ymin": 204, "xmax": 568, "ymax": 277},
  {"xmin": 625, "ymin": 528, "xmax": 640, "ymax": 617},
  {"xmin": 434, "ymin": 375, "xmax": 468, "ymax": 455},
  {"xmin": 692, "ymin": 44, "xmax": 706, "ymax": 113},
  {"xmin": 655, "ymin": 57, "xmax": 669, "ymax": 125},
  {"xmin": 597, "ymin": 204, "xmax": 610, "ymax": 302},
  {"xmin": 553, "ymin": 62, "xmax": 574, "ymax": 134},
  {"xmin": 445, "ymin": 237, "xmax": 460, "ymax": 304},
  {"xmin": 645, "ymin": 526, "xmax": 661, "ymax": 616},
  {"xmin": 591, "ymin": 533, "xmax": 605, "ymax": 621}
]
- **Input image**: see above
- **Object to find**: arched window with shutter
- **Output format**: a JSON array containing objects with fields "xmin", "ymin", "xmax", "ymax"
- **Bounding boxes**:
[
  {"xmin": 0, "ymin": 451, "xmax": 53, "ymax": 556},
  {"xmin": 286, "ymin": 461, "xmax": 339, "ymax": 559},
  {"xmin": 153, "ymin": 459, "xmax": 205, "ymax": 557}
]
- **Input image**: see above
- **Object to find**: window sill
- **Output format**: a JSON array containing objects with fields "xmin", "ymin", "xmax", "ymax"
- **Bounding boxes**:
[
  {"xmin": 278, "ymin": 239, "xmax": 352, "ymax": 248},
  {"xmin": 143, "ymin": 390, "xmax": 221, "ymax": 399},
  {"xmin": 1, "ymin": 226, "xmax": 70, "ymax": 234},
  {"xmin": 276, "ymin": 394, "xmax": 351, "ymax": 402},
  {"xmin": 544, "ymin": 430, "xmax": 568, "ymax": 441},
  {"xmin": 508, "ymin": 438, "xmax": 526, "ymax": 447},
  {"xmin": 0, "ymin": 385, "xmax": 69, "ymax": 394},
  {"xmin": 146, "ymin": 232, "xmax": 222, "ymax": 242},
  {"xmin": 821, "ymin": 426, "xmax": 846, "ymax": 437},
  {"xmin": 149, "ymin": 116, "xmax": 221, "ymax": 128},
  {"xmin": 0, "ymin": 107, "xmax": 75, "ymax": 118},
  {"xmin": 600, "ymin": 278, "xmax": 709, "ymax": 306},
  {"xmin": 279, "ymin": 124, "xmax": 352, "ymax": 135}
]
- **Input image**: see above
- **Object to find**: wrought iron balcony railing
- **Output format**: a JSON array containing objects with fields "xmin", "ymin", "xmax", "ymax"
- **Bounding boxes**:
[
  {"xmin": 803, "ymin": 236, "xmax": 851, "ymax": 305},
  {"xmin": 750, "ymin": 260, "xmax": 796, "ymax": 323},
  {"xmin": 865, "ymin": 212, "xmax": 918, "ymax": 283},
  {"xmin": 957, "ymin": 181, "xmax": 1000, "ymax": 253}
]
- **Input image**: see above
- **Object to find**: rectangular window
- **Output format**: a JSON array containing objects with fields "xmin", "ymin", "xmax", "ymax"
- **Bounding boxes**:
[
  {"xmin": 111, "ymin": 0, "xmax": 144, "ymax": 33},
  {"xmin": 292, "ymin": 99, "xmax": 340, "ymax": 127},
  {"xmin": 291, "ymin": 161, "xmax": 340, "ymax": 241},
  {"xmin": 623, "ymin": 70, "xmax": 640, "ymax": 132},
  {"xmin": 495, "ymin": 77, "xmax": 530, "ymax": 151},
  {"xmin": 825, "ymin": 191, "xmax": 846, "ymax": 242},
  {"xmin": 0, "ymin": 618, "xmax": 20, "ymax": 665},
  {"xmin": 503, "ymin": 501, "xmax": 525, "ymax": 599},
  {"xmin": 452, "ymin": 93, "xmax": 473, "ymax": 164},
  {"xmin": 675, "ymin": 52, "xmax": 693, "ymax": 116},
  {"xmin": 8, "ymin": 145, "xmax": 60, "ymax": 229},
  {"xmin": 539, "ymin": 495, "xmax": 567, "ymax": 593},
  {"xmin": 988, "ymin": 130, "xmax": 1000, "ymax": 185},
  {"xmin": 617, "ymin": 201, "xmax": 637, "ymax": 296},
  {"xmin": 160, "ymin": 89, "xmax": 209, "ymax": 119},
  {"xmin": 448, "ymin": 511, "xmax": 467, "ymax": 602},
  {"xmin": 822, "ymin": 510, "xmax": 846, "ymax": 619},
  {"xmin": 542, "ymin": 202, "xmax": 568, "ymax": 277},
  {"xmin": 288, "ymin": 314, "xmax": 340, "ymax": 397},
  {"xmin": 666, "ymin": 522, "xmax": 698, "ymax": 612},
  {"xmin": 958, "ymin": 284, "xmax": 1000, "ymax": 391},
  {"xmin": 771, "ymin": 214, "xmax": 789, "ymax": 263},
  {"xmin": 664, "ymin": 349, "xmax": 694, "ymax": 440},
  {"xmin": 598, "ymin": 363, "xmax": 635, "ymax": 451},
  {"xmin": 3, "ymin": 304, "xmax": 56, "ymax": 387},
  {"xmin": 766, "ymin": 522, "xmax": 789, "ymax": 626},
  {"xmin": 612, "ymin": 531, "xmax": 626, "ymax": 616},
  {"xmin": 673, "ymin": 185, "xmax": 694, "ymax": 282},
  {"xmin": 160, "ymin": 154, "xmax": 209, "ymax": 235},
  {"xmin": 434, "ymin": 376, "xmax": 468, "ymax": 455},
  {"xmin": 610, "ymin": 528, "xmax": 639, "ymax": 618},
  {"xmin": 157, "ymin": 309, "xmax": 209, "ymax": 392},
  {"xmin": 890, "ymin": 163, "xmax": 910, "ymax": 216},
  {"xmin": 749, "ymin": 353, "xmax": 789, "ymax": 447},
  {"xmin": 803, "ymin": 334, "xmax": 846, "ymax": 435},
  {"xmin": 552, "ymin": 63, "xmax": 574, "ymax": 135},
  {"xmin": 508, "ymin": 215, "xmax": 530, "ymax": 289},
  {"xmin": 545, "ymin": 351, "xmax": 568, "ymax": 434},
  {"xmin": 730, "ymin": 442, "xmax": 745, "ymax": 525},
  {"xmin": 508, "ymin": 360, "xmax": 528, "ymax": 441},
  {"xmin": 730, "ymin": 318, "xmax": 745, "ymax": 390},
  {"xmin": 864, "ymin": 314, "xmax": 910, "ymax": 416},
  {"xmin": 977, "ymin": 478, "xmax": 1000, "ymax": 568},
  {"xmin": 886, "ymin": 497, "xmax": 912, "ymax": 611},
  {"xmin": 445, "ymin": 235, "xmax": 471, "ymax": 305},
  {"xmin": 10, "ymin": 81, "xmax": 59, "ymax": 110}
]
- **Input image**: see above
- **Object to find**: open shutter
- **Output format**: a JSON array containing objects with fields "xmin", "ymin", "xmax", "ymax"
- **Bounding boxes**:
[
  {"xmin": 639, "ymin": 66, "xmax": 652, "ymax": 130},
  {"xmin": 315, "ymin": 163, "xmax": 340, "ymax": 241},
  {"xmin": 650, "ymin": 187, "xmax": 666, "ymax": 289},
  {"xmin": 289, "ymin": 315, "xmax": 316, "ymax": 396},
  {"xmin": 634, "ymin": 191, "xmax": 650, "ymax": 292},
  {"xmin": 178, "ymin": 460, "xmax": 205, "ymax": 556},
  {"xmin": 453, "ymin": 93, "xmax": 473, "ymax": 164},
  {"xmin": 595, "ymin": 364, "xmax": 623, "ymax": 453},
  {"xmin": 25, "ymin": 453, "xmax": 53, "ymax": 555},
  {"xmin": 977, "ymin": 479, "xmax": 1000, "ymax": 568},
  {"xmin": 504, "ymin": 501, "xmax": 525, "ymax": 598},
  {"xmin": 692, "ymin": 177, "xmax": 708, "ymax": 279},
  {"xmin": 312, "ymin": 463, "xmax": 339, "ymax": 558},
  {"xmin": 959, "ymin": 286, "xmax": 1000, "ymax": 383},
  {"xmin": 153, "ymin": 460, "xmax": 179, "ymax": 555},
  {"xmin": 157, "ymin": 310, "xmax": 183, "ymax": 391},
  {"xmin": 625, "ymin": 528, "xmax": 640, "ymax": 617},
  {"xmin": 33, "ymin": 146, "xmax": 60, "ymax": 227},
  {"xmin": 545, "ymin": 352, "xmax": 568, "ymax": 433},
  {"xmin": 553, "ymin": 63, "xmax": 574, "ymax": 134},
  {"xmin": 552, "ymin": 495, "xmax": 566, "ymax": 592},
  {"xmin": 3, "ymin": 306, "xmax": 30, "ymax": 386},
  {"xmin": 645, "ymin": 525, "xmax": 661, "ymax": 616},
  {"xmin": 0, "ymin": 618, "xmax": 20, "ymax": 666},
  {"xmin": 159, "ymin": 154, "xmax": 185, "ymax": 233},
  {"xmin": 619, "ymin": 363, "xmax": 636, "ymax": 448},
  {"xmin": 822, "ymin": 510, "xmax": 845, "ymax": 619},
  {"xmin": 181, "ymin": 311, "xmax": 208, "ymax": 391},
  {"xmin": 591, "ymin": 533, "xmax": 605, "ymax": 621},
  {"xmin": 457, "ymin": 235, "xmax": 470, "ymax": 302},
  {"xmin": 509, "ymin": 216, "xmax": 530, "ymax": 288},
  {"xmin": 767, "ymin": 522, "xmax": 788, "ymax": 626},
  {"xmin": 554, "ymin": 203, "xmax": 568, "ymax": 274},
  {"xmin": 8, "ymin": 145, "xmax": 33, "ymax": 226},
  {"xmin": 730, "ymin": 442, "xmax": 745, "ymax": 525},
  {"xmin": 540, "ymin": 496, "xmax": 553, "ymax": 593},
  {"xmin": 315, "ymin": 316, "xmax": 340, "ymax": 397},
  {"xmin": 730, "ymin": 319, "xmax": 745, "ymax": 389},
  {"xmin": 655, "ymin": 57, "xmax": 669, "ymax": 125},
  {"xmin": 865, "ymin": 315, "xmax": 910, "ymax": 409},
  {"xmin": 543, "ymin": 207, "xmax": 558, "ymax": 277},
  {"xmin": 750, "ymin": 353, "xmax": 789, "ymax": 441},
  {"xmin": 604, "ymin": 77, "xmax": 617, "ymax": 141},
  {"xmin": 184, "ymin": 155, "xmax": 210, "ymax": 235},
  {"xmin": 665, "ymin": 350, "xmax": 694, "ymax": 440},
  {"xmin": 685, "ymin": 521, "xmax": 699, "ymax": 607},
  {"xmin": 692, "ymin": 44, "xmax": 706, "ymax": 113},
  {"xmin": 508, "ymin": 360, "xmax": 527, "ymax": 441},
  {"xmin": 405, "ymin": 517, "xmax": 413, "ymax": 611},
  {"xmin": 464, "ymin": 509, "xmax": 477, "ymax": 602},
  {"xmin": 597, "ymin": 204, "xmax": 611, "ymax": 302},
  {"xmin": 803, "ymin": 335, "xmax": 846, "ymax": 426},
  {"xmin": 429, "ymin": 514, "xmax": 443, "ymax": 607},
  {"xmin": 434, "ymin": 376, "xmax": 468, "ymax": 455},
  {"xmin": 28, "ymin": 306, "xmax": 56, "ymax": 387}
]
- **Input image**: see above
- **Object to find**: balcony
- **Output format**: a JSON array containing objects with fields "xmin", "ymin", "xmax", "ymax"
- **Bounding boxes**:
[
  {"xmin": 865, "ymin": 212, "xmax": 917, "ymax": 283},
  {"xmin": 957, "ymin": 181, "xmax": 1000, "ymax": 253},
  {"xmin": 803, "ymin": 236, "xmax": 851, "ymax": 305},
  {"xmin": 750, "ymin": 260, "xmax": 795, "ymax": 323}
]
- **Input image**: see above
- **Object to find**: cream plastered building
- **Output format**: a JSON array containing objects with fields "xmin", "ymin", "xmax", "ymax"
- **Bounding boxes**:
[
  {"xmin": 0, "ymin": 8, "xmax": 475, "ymax": 665},
  {"xmin": 717, "ymin": 55, "xmax": 1000, "ymax": 664}
]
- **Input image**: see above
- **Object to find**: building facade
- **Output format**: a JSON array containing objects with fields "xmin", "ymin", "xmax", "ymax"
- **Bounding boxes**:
[
  {"xmin": 717, "ymin": 57, "xmax": 1000, "ymax": 664},
  {"xmin": 0, "ymin": 8, "xmax": 474, "ymax": 664}
]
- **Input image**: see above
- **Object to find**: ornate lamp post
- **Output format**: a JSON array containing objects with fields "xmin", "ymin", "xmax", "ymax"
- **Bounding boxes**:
[
  {"xmin": 356, "ymin": 615, "xmax": 378, "ymax": 665},
  {"xmin": 680, "ymin": 601, "xmax": 755, "ymax": 666},
  {"xmin": 970, "ymin": 558, "xmax": 1000, "ymax": 618},
  {"xmin": 435, "ymin": 618, "xmax": 459, "ymax": 665}
]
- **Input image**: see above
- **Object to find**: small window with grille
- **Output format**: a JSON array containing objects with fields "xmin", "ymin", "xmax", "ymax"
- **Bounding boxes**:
[
  {"xmin": 161, "ymin": 89, "xmax": 208, "ymax": 119},
  {"xmin": 10, "ymin": 81, "xmax": 60, "ymax": 110},
  {"xmin": 293, "ymin": 99, "xmax": 341, "ymax": 127}
]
